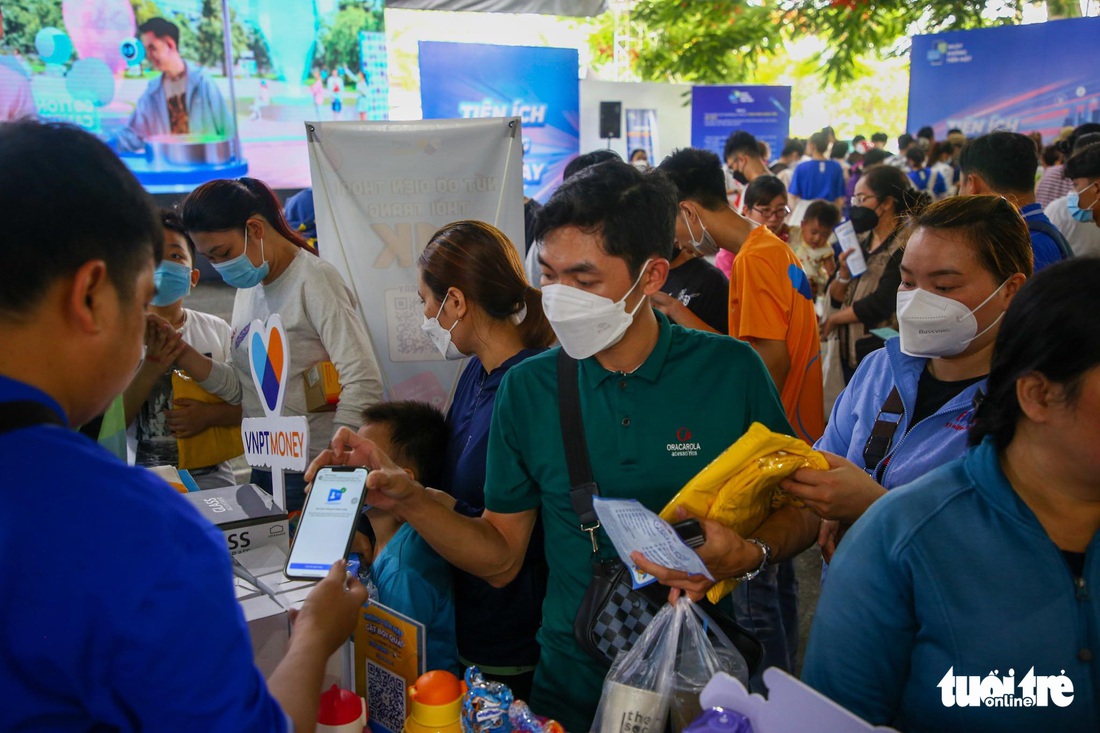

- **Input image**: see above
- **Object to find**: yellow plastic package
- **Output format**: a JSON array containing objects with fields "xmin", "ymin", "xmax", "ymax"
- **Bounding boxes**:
[{"xmin": 659, "ymin": 422, "xmax": 829, "ymax": 603}]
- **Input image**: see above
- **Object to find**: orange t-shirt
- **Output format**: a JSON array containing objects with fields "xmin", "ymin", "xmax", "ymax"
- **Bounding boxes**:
[{"xmin": 728, "ymin": 226, "xmax": 825, "ymax": 443}]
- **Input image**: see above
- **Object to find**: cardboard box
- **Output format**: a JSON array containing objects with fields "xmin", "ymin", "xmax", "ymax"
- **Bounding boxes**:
[
  {"xmin": 304, "ymin": 361, "xmax": 342, "ymax": 413},
  {"xmin": 184, "ymin": 483, "xmax": 289, "ymax": 556}
]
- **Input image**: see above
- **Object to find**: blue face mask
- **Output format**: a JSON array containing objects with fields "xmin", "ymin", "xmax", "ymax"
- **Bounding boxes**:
[
  {"xmin": 1067, "ymin": 182, "xmax": 1098, "ymax": 223},
  {"xmin": 212, "ymin": 227, "xmax": 269, "ymax": 289},
  {"xmin": 152, "ymin": 260, "xmax": 193, "ymax": 306}
]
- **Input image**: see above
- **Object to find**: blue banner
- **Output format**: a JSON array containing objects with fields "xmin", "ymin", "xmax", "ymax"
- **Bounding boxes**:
[
  {"xmin": 626, "ymin": 108, "xmax": 659, "ymax": 164},
  {"xmin": 691, "ymin": 85, "xmax": 791, "ymax": 161},
  {"xmin": 419, "ymin": 42, "xmax": 579, "ymax": 202},
  {"xmin": 909, "ymin": 17, "xmax": 1100, "ymax": 141}
]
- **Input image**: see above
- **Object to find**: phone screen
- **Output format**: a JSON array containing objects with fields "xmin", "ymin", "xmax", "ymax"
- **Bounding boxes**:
[{"xmin": 284, "ymin": 467, "xmax": 368, "ymax": 579}]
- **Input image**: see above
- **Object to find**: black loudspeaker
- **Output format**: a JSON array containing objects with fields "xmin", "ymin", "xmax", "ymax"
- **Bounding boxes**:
[{"xmin": 599, "ymin": 101, "xmax": 622, "ymax": 139}]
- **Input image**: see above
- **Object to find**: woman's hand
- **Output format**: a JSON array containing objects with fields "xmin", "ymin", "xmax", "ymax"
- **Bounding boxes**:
[
  {"xmin": 780, "ymin": 452, "xmax": 886, "ymax": 524},
  {"xmin": 166, "ymin": 399, "xmax": 216, "ymax": 438},
  {"xmin": 143, "ymin": 315, "xmax": 184, "ymax": 372}
]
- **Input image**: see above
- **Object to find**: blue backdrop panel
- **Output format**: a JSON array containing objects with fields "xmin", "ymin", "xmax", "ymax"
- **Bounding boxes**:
[
  {"xmin": 419, "ymin": 41, "xmax": 579, "ymax": 203},
  {"xmin": 909, "ymin": 17, "xmax": 1100, "ymax": 141},
  {"xmin": 691, "ymin": 85, "xmax": 791, "ymax": 161}
]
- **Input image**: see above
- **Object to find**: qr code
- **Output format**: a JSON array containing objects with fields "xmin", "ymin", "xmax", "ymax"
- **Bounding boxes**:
[
  {"xmin": 385, "ymin": 285, "xmax": 439, "ymax": 363},
  {"xmin": 367, "ymin": 661, "xmax": 407, "ymax": 732}
]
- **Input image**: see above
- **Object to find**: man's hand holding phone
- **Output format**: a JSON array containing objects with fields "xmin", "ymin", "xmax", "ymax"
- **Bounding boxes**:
[{"xmin": 305, "ymin": 427, "xmax": 425, "ymax": 512}]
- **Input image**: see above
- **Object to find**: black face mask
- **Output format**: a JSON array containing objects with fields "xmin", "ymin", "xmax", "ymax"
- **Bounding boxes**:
[{"xmin": 849, "ymin": 205, "xmax": 880, "ymax": 234}]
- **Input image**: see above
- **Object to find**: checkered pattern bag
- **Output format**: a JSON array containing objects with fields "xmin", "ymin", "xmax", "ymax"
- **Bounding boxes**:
[{"xmin": 574, "ymin": 559, "xmax": 667, "ymax": 666}]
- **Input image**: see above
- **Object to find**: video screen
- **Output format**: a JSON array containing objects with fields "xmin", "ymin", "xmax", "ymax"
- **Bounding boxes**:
[{"xmin": 0, "ymin": 0, "xmax": 388, "ymax": 193}]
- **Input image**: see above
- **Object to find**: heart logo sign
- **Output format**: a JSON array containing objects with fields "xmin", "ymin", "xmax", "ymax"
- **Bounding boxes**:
[{"xmin": 248, "ymin": 315, "xmax": 288, "ymax": 417}]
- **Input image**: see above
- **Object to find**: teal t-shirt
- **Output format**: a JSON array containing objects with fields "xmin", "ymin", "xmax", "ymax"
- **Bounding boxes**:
[
  {"xmin": 372, "ymin": 523, "xmax": 459, "ymax": 675},
  {"xmin": 484, "ymin": 312, "xmax": 792, "ymax": 731}
]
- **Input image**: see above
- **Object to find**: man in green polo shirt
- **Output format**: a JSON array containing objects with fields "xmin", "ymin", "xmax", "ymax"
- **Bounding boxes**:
[{"xmin": 308, "ymin": 161, "xmax": 821, "ymax": 732}]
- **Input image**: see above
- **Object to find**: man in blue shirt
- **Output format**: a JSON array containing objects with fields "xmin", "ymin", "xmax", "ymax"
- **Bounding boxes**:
[
  {"xmin": 788, "ymin": 131, "xmax": 847, "ymax": 211},
  {"xmin": 0, "ymin": 120, "xmax": 366, "ymax": 732},
  {"xmin": 959, "ymin": 131, "xmax": 1069, "ymax": 271}
]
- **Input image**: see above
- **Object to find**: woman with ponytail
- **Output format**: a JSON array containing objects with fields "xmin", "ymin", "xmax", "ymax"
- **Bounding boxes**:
[
  {"xmin": 802, "ymin": 258, "xmax": 1100, "ymax": 732},
  {"xmin": 823, "ymin": 165, "xmax": 933, "ymax": 381},
  {"xmin": 175, "ymin": 177, "xmax": 383, "ymax": 513},
  {"xmin": 415, "ymin": 219, "xmax": 554, "ymax": 698},
  {"xmin": 781, "ymin": 196, "xmax": 1031, "ymax": 559}
]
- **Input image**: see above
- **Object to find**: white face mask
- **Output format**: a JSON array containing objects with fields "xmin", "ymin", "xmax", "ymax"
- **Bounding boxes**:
[
  {"xmin": 420, "ymin": 297, "xmax": 465, "ymax": 360},
  {"xmin": 542, "ymin": 259, "xmax": 652, "ymax": 360},
  {"xmin": 681, "ymin": 210, "xmax": 719, "ymax": 257},
  {"xmin": 896, "ymin": 281, "xmax": 1007, "ymax": 358}
]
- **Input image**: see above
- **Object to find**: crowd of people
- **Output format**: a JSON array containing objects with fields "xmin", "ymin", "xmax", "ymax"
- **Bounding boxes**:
[{"xmin": 1, "ymin": 113, "xmax": 1099, "ymax": 733}]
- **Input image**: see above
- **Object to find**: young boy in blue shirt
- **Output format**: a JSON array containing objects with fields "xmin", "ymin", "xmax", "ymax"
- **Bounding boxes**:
[{"xmin": 354, "ymin": 401, "xmax": 460, "ymax": 674}]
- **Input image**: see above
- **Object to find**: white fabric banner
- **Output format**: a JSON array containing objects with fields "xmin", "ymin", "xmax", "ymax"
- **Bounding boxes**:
[{"xmin": 307, "ymin": 118, "xmax": 525, "ymax": 409}]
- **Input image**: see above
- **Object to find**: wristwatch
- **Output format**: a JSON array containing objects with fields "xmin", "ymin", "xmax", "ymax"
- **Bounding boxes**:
[{"xmin": 735, "ymin": 538, "xmax": 772, "ymax": 582}]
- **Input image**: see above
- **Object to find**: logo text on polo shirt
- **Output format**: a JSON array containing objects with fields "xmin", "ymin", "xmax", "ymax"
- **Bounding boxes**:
[
  {"xmin": 667, "ymin": 427, "xmax": 700, "ymax": 457},
  {"xmin": 938, "ymin": 667, "xmax": 1074, "ymax": 708}
]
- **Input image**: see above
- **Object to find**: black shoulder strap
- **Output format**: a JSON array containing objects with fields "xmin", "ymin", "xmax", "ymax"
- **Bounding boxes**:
[
  {"xmin": 0, "ymin": 400, "xmax": 65, "ymax": 437},
  {"xmin": 556, "ymin": 350, "xmax": 602, "ymax": 547},
  {"xmin": 1026, "ymin": 217, "xmax": 1074, "ymax": 260},
  {"xmin": 862, "ymin": 387, "xmax": 904, "ymax": 478}
]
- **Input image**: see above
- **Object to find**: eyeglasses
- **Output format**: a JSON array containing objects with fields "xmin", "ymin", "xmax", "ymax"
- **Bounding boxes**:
[
  {"xmin": 850, "ymin": 193, "xmax": 878, "ymax": 206},
  {"xmin": 751, "ymin": 205, "xmax": 790, "ymax": 219}
]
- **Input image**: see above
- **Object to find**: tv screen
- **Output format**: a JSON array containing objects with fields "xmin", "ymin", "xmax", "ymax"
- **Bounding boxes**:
[{"xmin": 0, "ymin": 0, "xmax": 388, "ymax": 193}]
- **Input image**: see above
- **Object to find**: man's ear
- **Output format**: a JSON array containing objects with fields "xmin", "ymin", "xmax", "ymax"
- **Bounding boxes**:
[
  {"xmin": 966, "ymin": 173, "xmax": 990, "ymax": 195},
  {"xmin": 402, "ymin": 467, "xmax": 416, "ymax": 481},
  {"xmin": 68, "ymin": 260, "xmax": 111, "ymax": 334},
  {"xmin": 642, "ymin": 258, "xmax": 670, "ymax": 295}
]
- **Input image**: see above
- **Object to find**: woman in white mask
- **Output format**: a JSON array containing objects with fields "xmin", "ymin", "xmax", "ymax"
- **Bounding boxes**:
[
  {"xmin": 778, "ymin": 196, "xmax": 1032, "ymax": 559},
  {"xmin": 416, "ymin": 220, "xmax": 556, "ymax": 700}
]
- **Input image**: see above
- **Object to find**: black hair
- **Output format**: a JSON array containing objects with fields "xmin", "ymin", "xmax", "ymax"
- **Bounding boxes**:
[
  {"xmin": 802, "ymin": 200, "xmax": 841, "ymax": 230},
  {"xmin": 871, "ymin": 132, "xmax": 889, "ymax": 144},
  {"xmin": 917, "ymin": 125, "xmax": 934, "ymax": 140},
  {"xmin": 724, "ymin": 131, "xmax": 761, "ymax": 161},
  {"xmin": 0, "ymin": 121, "xmax": 161, "ymax": 316},
  {"xmin": 861, "ymin": 165, "xmax": 931, "ymax": 219},
  {"xmin": 563, "ymin": 149, "xmax": 621, "ymax": 181},
  {"xmin": 822, "ymin": 126, "xmax": 836, "ymax": 139},
  {"xmin": 947, "ymin": 128, "xmax": 963, "ymax": 136},
  {"xmin": 958, "ymin": 131, "xmax": 1039, "ymax": 195},
  {"xmin": 852, "ymin": 134, "xmax": 867, "ymax": 145},
  {"xmin": 809, "ymin": 132, "xmax": 829, "ymax": 154},
  {"xmin": 1064, "ymin": 144, "xmax": 1100, "ymax": 179},
  {"xmin": 862, "ymin": 148, "xmax": 892, "ymax": 167},
  {"xmin": 906, "ymin": 147, "xmax": 926, "ymax": 167},
  {"xmin": 181, "ymin": 177, "xmax": 313, "ymax": 252},
  {"xmin": 898, "ymin": 133, "xmax": 914, "ymax": 150},
  {"xmin": 361, "ymin": 401, "xmax": 449, "ymax": 488},
  {"xmin": 161, "ymin": 209, "xmax": 196, "ymax": 263},
  {"xmin": 781, "ymin": 139, "xmax": 805, "ymax": 158},
  {"xmin": 1040, "ymin": 144, "xmax": 1062, "ymax": 167},
  {"xmin": 931, "ymin": 140, "xmax": 954, "ymax": 161},
  {"xmin": 629, "ymin": 148, "xmax": 648, "ymax": 161},
  {"xmin": 535, "ymin": 159, "xmax": 676, "ymax": 277},
  {"xmin": 830, "ymin": 141, "xmax": 849, "ymax": 160},
  {"xmin": 1072, "ymin": 133, "xmax": 1100, "ymax": 156},
  {"xmin": 657, "ymin": 147, "xmax": 728, "ymax": 211},
  {"xmin": 1058, "ymin": 123, "xmax": 1100, "ymax": 157},
  {"xmin": 138, "ymin": 17, "xmax": 180, "ymax": 47},
  {"xmin": 970, "ymin": 258, "xmax": 1100, "ymax": 449},
  {"xmin": 743, "ymin": 175, "xmax": 787, "ymax": 211}
]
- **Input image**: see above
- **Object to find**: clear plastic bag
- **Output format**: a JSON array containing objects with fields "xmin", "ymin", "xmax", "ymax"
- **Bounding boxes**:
[
  {"xmin": 670, "ymin": 598, "xmax": 749, "ymax": 733},
  {"xmin": 591, "ymin": 601, "xmax": 683, "ymax": 733}
]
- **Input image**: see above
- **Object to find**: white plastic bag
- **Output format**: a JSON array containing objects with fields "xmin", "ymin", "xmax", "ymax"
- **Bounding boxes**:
[
  {"xmin": 591, "ymin": 601, "xmax": 683, "ymax": 733},
  {"xmin": 670, "ymin": 598, "xmax": 750, "ymax": 733}
]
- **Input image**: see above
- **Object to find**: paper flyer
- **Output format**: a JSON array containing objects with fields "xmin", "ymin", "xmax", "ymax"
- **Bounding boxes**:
[
  {"xmin": 592, "ymin": 497, "xmax": 714, "ymax": 589},
  {"xmin": 354, "ymin": 600, "xmax": 425, "ymax": 733}
]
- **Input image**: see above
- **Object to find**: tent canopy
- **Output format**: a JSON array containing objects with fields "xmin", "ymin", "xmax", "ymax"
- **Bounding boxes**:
[{"xmin": 385, "ymin": 0, "xmax": 607, "ymax": 17}]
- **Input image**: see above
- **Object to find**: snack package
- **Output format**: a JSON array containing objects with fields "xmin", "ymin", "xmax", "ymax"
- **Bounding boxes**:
[
  {"xmin": 507, "ymin": 701, "xmax": 564, "ymax": 733},
  {"xmin": 659, "ymin": 423, "xmax": 830, "ymax": 603},
  {"xmin": 462, "ymin": 667, "xmax": 514, "ymax": 733},
  {"xmin": 683, "ymin": 707, "xmax": 753, "ymax": 733}
]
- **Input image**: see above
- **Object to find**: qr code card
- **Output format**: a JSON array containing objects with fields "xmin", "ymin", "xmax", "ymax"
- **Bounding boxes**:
[{"xmin": 366, "ymin": 661, "xmax": 407, "ymax": 732}]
